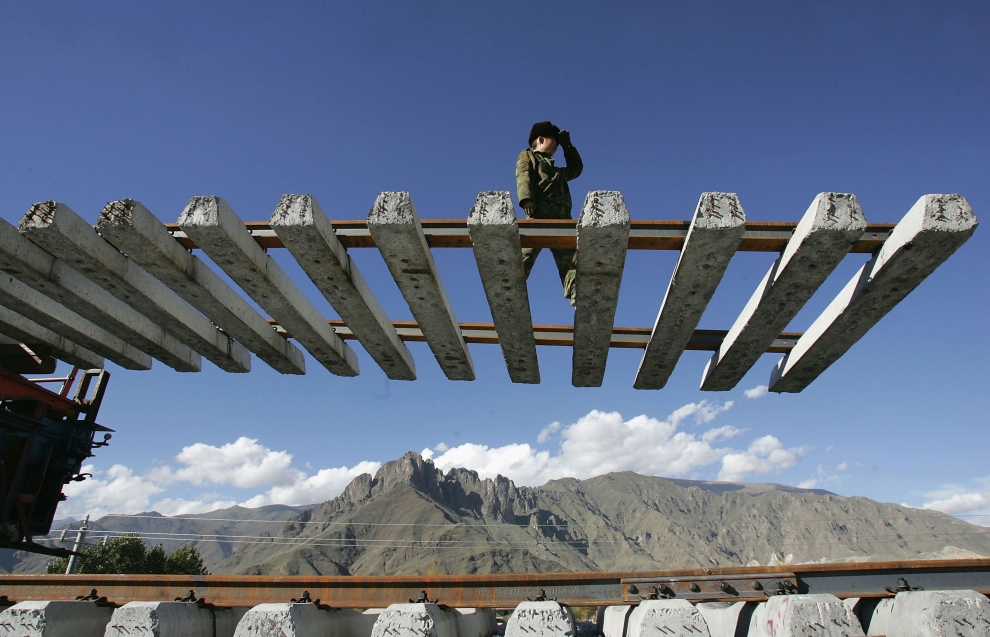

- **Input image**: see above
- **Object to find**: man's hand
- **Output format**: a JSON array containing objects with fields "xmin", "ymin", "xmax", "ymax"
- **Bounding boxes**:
[
  {"xmin": 557, "ymin": 129, "xmax": 571, "ymax": 147},
  {"xmin": 521, "ymin": 200, "xmax": 535, "ymax": 216}
]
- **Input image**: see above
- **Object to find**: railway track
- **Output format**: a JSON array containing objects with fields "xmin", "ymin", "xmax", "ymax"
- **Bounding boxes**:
[{"xmin": 0, "ymin": 559, "xmax": 988, "ymax": 636}]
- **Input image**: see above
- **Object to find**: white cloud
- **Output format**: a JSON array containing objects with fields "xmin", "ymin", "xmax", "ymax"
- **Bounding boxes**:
[
  {"xmin": 61, "ymin": 464, "xmax": 165, "ymax": 517},
  {"xmin": 242, "ymin": 461, "xmax": 381, "ymax": 508},
  {"xmin": 718, "ymin": 435, "xmax": 804, "ymax": 482},
  {"xmin": 702, "ymin": 425, "xmax": 745, "ymax": 443},
  {"xmin": 149, "ymin": 437, "xmax": 300, "ymax": 488},
  {"xmin": 537, "ymin": 422, "xmax": 561, "ymax": 443},
  {"xmin": 918, "ymin": 479, "xmax": 990, "ymax": 524},
  {"xmin": 744, "ymin": 385, "xmax": 769, "ymax": 399},
  {"xmin": 923, "ymin": 492, "xmax": 990, "ymax": 516},
  {"xmin": 434, "ymin": 442, "xmax": 448, "ymax": 452},
  {"xmin": 836, "ymin": 461, "xmax": 848, "ymax": 471},
  {"xmin": 151, "ymin": 496, "xmax": 239, "ymax": 516},
  {"xmin": 798, "ymin": 479, "xmax": 818, "ymax": 489},
  {"xmin": 429, "ymin": 401, "xmax": 802, "ymax": 487}
]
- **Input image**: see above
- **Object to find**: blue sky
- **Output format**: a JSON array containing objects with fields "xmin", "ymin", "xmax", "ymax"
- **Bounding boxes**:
[{"xmin": 1, "ymin": 2, "xmax": 988, "ymax": 524}]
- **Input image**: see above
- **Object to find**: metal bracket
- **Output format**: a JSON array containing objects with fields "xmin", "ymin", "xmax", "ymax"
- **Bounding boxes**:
[
  {"xmin": 291, "ymin": 590, "xmax": 332, "ymax": 610},
  {"xmin": 885, "ymin": 577, "xmax": 923, "ymax": 594},
  {"xmin": 527, "ymin": 588, "xmax": 556, "ymax": 602},
  {"xmin": 409, "ymin": 590, "xmax": 438, "ymax": 604},
  {"xmin": 76, "ymin": 588, "xmax": 116, "ymax": 607},
  {"xmin": 623, "ymin": 572, "xmax": 798, "ymax": 602}
]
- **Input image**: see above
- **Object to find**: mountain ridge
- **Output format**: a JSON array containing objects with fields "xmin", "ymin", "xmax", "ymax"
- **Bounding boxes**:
[{"xmin": 6, "ymin": 452, "xmax": 988, "ymax": 575}]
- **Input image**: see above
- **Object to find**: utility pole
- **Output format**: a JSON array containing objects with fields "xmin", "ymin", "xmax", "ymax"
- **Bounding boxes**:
[{"xmin": 64, "ymin": 514, "xmax": 89, "ymax": 575}]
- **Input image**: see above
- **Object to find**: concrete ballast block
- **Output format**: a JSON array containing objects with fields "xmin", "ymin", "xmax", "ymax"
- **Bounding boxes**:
[
  {"xmin": 105, "ymin": 601, "xmax": 216, "ymax": 637},
  {"xmin": 453, "ymin": 608, "xmax": 498, "ymax": 637},
  {"xmin": 701, "ymin": 192, "xmax": 866, "ymax": 391},
  {"xmin": 179, "ymin": 196, "xmax": 359, "ymax": 376},
  {"xmin": 96, "ymin": 199, "xmax": 305, "ymax": 375},
  {"xmin": 748, "ymin": 594, "xmax": 864, "ymax": 637},
  {"xmin": 770, "ymin": 194, "xmax": 978, "ymax": 392},
  {"xmin": 695, "ymin": 602, "xmax": 754, "ymax": 637},
  {"xmin": 467, "ymin": 191, "xmax": 539, "ymax": 384},
  {"xmin": 626, "ymin": 599, "xmax": 711, "ymax": 637},
  {"xmin": 233, "ymin": 603, "xmax": 339, "ymax": 637},
  {"xmin": 635, "ymin": 192, "xmax": 746, "ymax": 390},
  {"xmin": 504, "ymin": 601, "xmax": 576, "ymax": 637},
  {"xmin": 601, "ymin": 605, "xmax": 633, "ymax": 637},
  {"xmin": 572, "ymin": 190, "xmax": 630, "ymax": 387},
  {"xmin": 370, "ymin": 603, "xmax": 457, "ymax": 637},
  {"xmin": 0, "ymin": 272, "xmax": 151, "ymax": 369},
  {"xmin": 866, "ymin": 589, "xmax": 990, "ymax": 637},
  {"xmin": 0, "ymin": 305, "xmax": 104, "ymax": 369},
  {"xmin": 270, "ymin": 194, "xmax": 414, "ymax": 380},
  {"xmin": 368, "ymin": 192, "xmax": 474, "ymax": 381},
  {"xmin": 0, "ymin": 600, "xmax": 113, "ymax": 637},
  {"xmin": 19, "ymin": 202, "xmax": 246, "ymax": 371},
  {"xmin": 0, "ymin": 216, "xmax": 200, "ymax": 371}
]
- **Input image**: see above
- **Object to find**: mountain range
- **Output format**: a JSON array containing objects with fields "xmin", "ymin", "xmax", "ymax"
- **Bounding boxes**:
[{"xmin": 5, "ymin": 452, "xmax": 989, "ymax": 575}]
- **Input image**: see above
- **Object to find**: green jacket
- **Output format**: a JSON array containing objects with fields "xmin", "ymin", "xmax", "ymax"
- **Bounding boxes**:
[{"xmin": 516, "ymin": 145, "xmax": 583, "ymax": 218}]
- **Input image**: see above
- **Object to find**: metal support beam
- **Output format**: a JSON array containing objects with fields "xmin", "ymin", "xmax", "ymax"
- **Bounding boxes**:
[
  {"xmin": 19, "ymin": 202, "xmax": 249, "ymax": 373},
  {"xmin": 635, "ymin": 193, "xmax": 746, "ymax": 390},
  {"xmin": 467, "ymin": 191, "xmax": 539, "ymax": 384},
  {"xmin": 769, "ymin": 194, "xmax": 978, "ymax": 393},
  {"xmin": 278, "ymin": 319, "xmax": 799, "ymax": 352},
  {"xmin": 96, "ymin": 199, "xmax": 305, "ymax": 375},
  {"xmin": 0, "ymin": 273, "xmax": 151, "ymax": 370},
  {"xmin": 701, "ymin": 193, "xmax": 866, "ymax": 391},
  {"xmin": 0, "ymin": 559, "xmax": 986, "ymax": 608},
  {"xmin": 270, "ymin": 194, "xmax": 414, "ymax": 380},
  {"xmin": 0, "ymin": 217, "xmax": 200, "ymax": 372},
  {"xmin": 165, "ymin": 220, "xmax": 895, "ymax": 253},
  {"xmin": 368, "ymin": 192, "xmax": 474, "ymax": 381},
  {"xmin": 178, "ymin": 196, "xmax": 359, "ymax": 376},
  {"xmin": 0, "ymin": 306, "xmax": 103, "ymax": 369},
  {"xmin": 572, "ymin": 191, "xmax": 630, "ymax": 387}
]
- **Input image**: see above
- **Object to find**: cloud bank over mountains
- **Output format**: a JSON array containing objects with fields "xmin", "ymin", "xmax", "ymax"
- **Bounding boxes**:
[{"xmin": 58, "ymin": 387, "xmax": 985, "ymax": 525}]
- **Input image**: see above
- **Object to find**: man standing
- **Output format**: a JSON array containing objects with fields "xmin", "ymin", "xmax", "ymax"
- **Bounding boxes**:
[{"xmin": 516, "ymin": 121, "xmax": 583, "ymax": 306}]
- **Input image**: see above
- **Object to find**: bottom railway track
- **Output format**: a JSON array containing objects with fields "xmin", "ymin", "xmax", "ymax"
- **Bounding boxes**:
[{"xmin": 1, "ymin": 559, "xmax": 988, "ymax": 608}]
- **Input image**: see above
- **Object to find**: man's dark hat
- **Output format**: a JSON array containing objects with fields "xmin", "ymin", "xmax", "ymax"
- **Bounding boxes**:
[{"xmin": 529, "ymin": 121, "xmax": 561, "ymax": 146}]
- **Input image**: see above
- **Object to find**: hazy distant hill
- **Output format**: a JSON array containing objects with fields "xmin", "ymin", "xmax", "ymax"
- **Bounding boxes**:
[
  {"xmin": 6, "ymin": 452, "xmax": 989, "ymax": 575},
  {"xmin": 220, "ymin": 452, "xmax": 990, "ymax": 575},
  {"xmin": 1, "ymin": 503, "xmax": 316, "ymax": 574}
]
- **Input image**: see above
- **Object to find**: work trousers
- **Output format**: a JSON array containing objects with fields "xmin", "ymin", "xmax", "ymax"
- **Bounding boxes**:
[
  {"xmin": 521, "ymin": 246, "xmax": 577, "ymax": 300},
  {"xmin": 520, "ymin": 203, "xmax": 577, "ymax": 299}
]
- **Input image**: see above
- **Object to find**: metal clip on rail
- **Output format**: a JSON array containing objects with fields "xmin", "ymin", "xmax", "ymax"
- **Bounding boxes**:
[
  {"xmin": 886, "ymin": 577, "xmax": 923, "ymax": 594},
  {"xmin": 292, "ymin": 590, "xmax": 332, "ymax": 610}
]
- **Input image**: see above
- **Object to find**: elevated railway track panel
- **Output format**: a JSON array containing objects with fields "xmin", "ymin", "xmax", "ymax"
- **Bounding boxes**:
[
  {"xmin": 0, "ymin": 560, "xmax": 988, "ymax": 635},
  {"xmin": 0, "ymin": 191, "xmax": 977, "ymax": 390}
]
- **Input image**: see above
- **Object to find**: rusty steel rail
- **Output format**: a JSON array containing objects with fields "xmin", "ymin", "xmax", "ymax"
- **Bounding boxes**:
[
  {"xmin": 267, "ymin": 321, "xmax": 803, "ymax": 353},
  {"xmin": 164, "ymin": 220, "xmax": 895, "ymax": 253},
  {"xmin": 1, "ymin": 559, "xmax": 987, "ymax": 609}
]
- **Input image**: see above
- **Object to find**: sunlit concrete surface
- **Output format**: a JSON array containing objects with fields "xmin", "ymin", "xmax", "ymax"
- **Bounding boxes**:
[
  {"xmin": 635, "ymin": 192, "xmax": 746, "ymax": 390},
  {"xmin": 179, "ymin": 196, "xmax": 358, "ymax": 376},
  {"xmin": 0, "ymin": 217, "xmax": 199, "ymax": 372},
  {"xmin": 770, "ymin": 194, "xmax": 978, "ymax": 393},
  {"xmin": 467, "ymin": 191, "xmax": 538, "ymax": 384},
  {"xmin": 271, "ymin": 193, "xmax": 414, "ymax": 380},
  {"xmin": 572, "ymin": 191, "xmax": 629, "ymax": 388},
  {"xmin": 368, "ymin": 191, "xmax": 474, "ymax": 381},
  {"xmin": 19, "ymin": 202, "xmax": 248, "ymax": 371},
  {"xmin": 701, "ymin": 192, "xmax": 866, "ymax": 391},
  {"xmin": 97, "ymin": 199, "xmax": 305, "ymax": 375}
]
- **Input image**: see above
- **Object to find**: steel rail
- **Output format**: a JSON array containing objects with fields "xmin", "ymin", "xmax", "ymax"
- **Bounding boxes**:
[
  {"xmin": 1, "ymin": 559, "xmax": 986, "ymax": 608},
  {"xmin": 265, "ymin": 321, "xmax": 803, "ymax": 353},
  {"xmin": 164, "ymin": 220, "xmax": 895, "ymax": 253}
]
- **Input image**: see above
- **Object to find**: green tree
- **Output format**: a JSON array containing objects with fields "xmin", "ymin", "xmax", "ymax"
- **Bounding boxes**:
[{"xmin": 46, "ymin": 534, "xmax": 208, "ymax": 575}]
